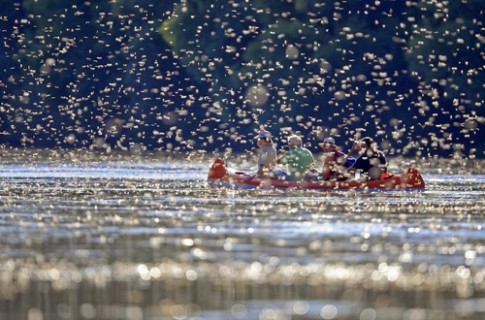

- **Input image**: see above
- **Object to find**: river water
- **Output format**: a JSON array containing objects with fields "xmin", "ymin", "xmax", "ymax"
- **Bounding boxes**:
[{"xmin": 0, "ymin": 151, "xmax": 484, "ymax": 320}]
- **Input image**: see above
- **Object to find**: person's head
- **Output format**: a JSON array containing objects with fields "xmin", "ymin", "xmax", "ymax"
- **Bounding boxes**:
[
  {"xmin": 287, "ymin": 135, "xmax": 302, "ymax": 149},
  {"xmin": 319, "ymin": 137, "xmax": 337, "ymax": 152},
  {"xmin": 360, "ymin": 137, "xmax": 375, "ymax": 150},
  {"xmin": 255, "ymin": 130, "xmax": 272, "ymax": 148}
]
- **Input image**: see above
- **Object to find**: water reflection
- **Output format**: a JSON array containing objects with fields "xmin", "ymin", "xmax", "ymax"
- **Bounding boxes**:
[{"xmin": 0, "ymin": 152, "xmax": 484, "ymax": 319}]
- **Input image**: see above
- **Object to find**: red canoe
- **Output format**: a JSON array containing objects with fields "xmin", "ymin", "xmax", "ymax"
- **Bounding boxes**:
[{"xmin": 208, "ymin": 158, "xmax": 425, "ymax": 190}]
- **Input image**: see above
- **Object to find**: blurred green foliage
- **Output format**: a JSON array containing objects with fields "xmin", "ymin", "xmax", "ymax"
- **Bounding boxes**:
[{"xmin": 0, "ymin": 0, "xmax": 483, "ymax": 157}]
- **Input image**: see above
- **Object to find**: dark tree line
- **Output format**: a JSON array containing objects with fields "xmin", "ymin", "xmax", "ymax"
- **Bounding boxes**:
[{"xmin": 0, "ymin": 0, "xmax": 483, "ymax": 158}]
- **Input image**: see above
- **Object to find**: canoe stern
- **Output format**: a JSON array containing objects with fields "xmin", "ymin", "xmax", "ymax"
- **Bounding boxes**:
[{"xmin": 208, "ymin": 158, "xmax": 228, "ymax": 180}]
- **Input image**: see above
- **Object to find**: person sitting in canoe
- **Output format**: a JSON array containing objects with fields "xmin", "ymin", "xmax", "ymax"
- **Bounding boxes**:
[
  {"xmin": 278, "ymin": 134, "xmax": 315, "ymax": 181},
  {"xmin": 318, "ymin": 136, "xmax": 356, "ymax": 180},
  {"xmin": 347, "ymin": 136, "xmax": 388, "ymax": 180},
  {"xmin": 255, "ymin": 129, "xmax": 277, "ymax": 178}
]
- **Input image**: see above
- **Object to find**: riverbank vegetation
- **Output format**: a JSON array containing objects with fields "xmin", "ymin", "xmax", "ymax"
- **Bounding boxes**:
[{"xmin": 1, "ymin": 0, "xmax": 482, "ymax": 158}]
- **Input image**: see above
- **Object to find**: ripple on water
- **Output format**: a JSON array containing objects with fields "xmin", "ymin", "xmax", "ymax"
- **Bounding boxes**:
[{"xmin": 0, "ymin": 156, "xmax": 484, "ymax": 319}]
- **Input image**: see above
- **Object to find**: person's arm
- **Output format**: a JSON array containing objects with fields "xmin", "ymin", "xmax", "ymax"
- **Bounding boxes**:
[
  {"xmin": 256, "ymin": 164, "xmax": 264, "ymax": 176},
  {"xmin": 335, "ymin": 153, "xmax": 346, "ymax": 166},
  {"xmin": 348, "ymin": 141, "xmax": 361, "ymax": 155},
  {"xmin": 346, "ymin": 155, "xmax": 364, "ymax": 174},
  {"xmin": 257, "ymin": 148, "xmax": 277, "ymax": 177},
  {"xmin": 378, "ymin": 151, "xmax": 388, "ymax": 173},
  {"xmin": 256, "ymin": 150, "xmax": 268, "ymax": 176},
  {"xmin": 344, "ymin": 142, "xmax": 362, "ymax": 172},
  {"xmin": 320, "ymin": 153, "xmax": 332, "ymax": 177},
  {"xmin": 276, "ymin": 151, "xmax": 287, "ymax": 165}
]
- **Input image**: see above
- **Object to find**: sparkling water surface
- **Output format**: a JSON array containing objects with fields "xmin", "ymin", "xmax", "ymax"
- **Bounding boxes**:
[{"xmin": 0, "ymin": 152, "xmax": 484, "ymax": 320}]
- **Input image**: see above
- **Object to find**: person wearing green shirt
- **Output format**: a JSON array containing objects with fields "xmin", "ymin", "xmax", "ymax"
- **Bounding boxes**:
[{"xmin": 278, "ymin": 135, "xmax": 315, "ymax": 181}]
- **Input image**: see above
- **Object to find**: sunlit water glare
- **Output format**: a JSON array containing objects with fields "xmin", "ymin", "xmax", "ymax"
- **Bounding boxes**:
[{"xmin": 0, "ymin": 153, "xmax": 484, "ymax": 320}]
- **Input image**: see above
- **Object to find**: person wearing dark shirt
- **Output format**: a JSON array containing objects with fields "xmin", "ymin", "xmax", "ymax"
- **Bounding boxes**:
[{"xmin": 348, "ymin": 137, "xmax": 387, "ymax": 180}]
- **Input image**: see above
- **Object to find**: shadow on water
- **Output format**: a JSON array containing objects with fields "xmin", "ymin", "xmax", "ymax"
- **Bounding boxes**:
[{"xmin": 0, "ymin": 151, "xmax": 484, "ymax": 319}]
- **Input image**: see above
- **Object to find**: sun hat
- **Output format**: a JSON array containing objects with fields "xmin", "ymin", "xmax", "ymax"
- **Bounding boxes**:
[
  {"xmin": 255, "ymin": 130, "xmax": 272, "ymax": 140},
  {"xmin": 324, "ymin": 137, "xmax": 335, "ymax": 145},
  {"xmin": 318, "ymin": 136, "xmax": 335, "ymax": 148},
  {"xmin": 287, "ymin": 135, "xmax": 302, "ymax": 146}
]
